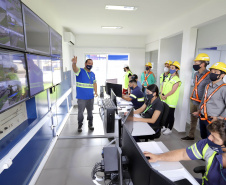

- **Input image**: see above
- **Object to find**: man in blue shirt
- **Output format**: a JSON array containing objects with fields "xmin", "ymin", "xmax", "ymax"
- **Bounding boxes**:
[
  {"xmin": 122, "ymin": 75, "xmax": 144, "ymax": 109},
  {"xmin": 144, "ymin": 119, "xmax": 226, "ymax": 185},
  {"xmin": 72, "ymin": 56, "xmax": 98, "ymax": 132}
]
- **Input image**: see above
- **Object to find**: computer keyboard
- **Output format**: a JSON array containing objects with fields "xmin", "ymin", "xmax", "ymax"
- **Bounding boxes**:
[{"xmin": 102, "ymin": 98, "xmax": 117, "ymax": 109}]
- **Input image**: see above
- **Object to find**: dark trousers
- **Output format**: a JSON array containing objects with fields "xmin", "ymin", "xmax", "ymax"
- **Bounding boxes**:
[
  {"xmin": 77, "ymin": 98, "xmax": 94, "ymax": 127},
  {"xmin": 199, "ymin": 119, "xmax": 211, "ymax": 139},
  {"xmin": 164, "ymin": 107, "xmax": 175, "ymax": 130}
]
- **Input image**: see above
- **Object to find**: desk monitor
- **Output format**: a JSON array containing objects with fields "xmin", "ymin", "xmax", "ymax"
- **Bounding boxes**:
[
  {"xmin": 123, "ymin": 108, "xmax": 133, "ymax": 134},
  {"xmin": 121, "ymin": 125, "xmax": 151, "ymax": 185},
  {"xmin": 111, "ymin": 89, "xmax": 118, "ymax": 114},
  {"xmin": 106, "ymin": 78, "xmax": 117, "ymax": 84},
  {"xmin": 105, "ymin": 82, "xmax": 122, "ymax": 97}
]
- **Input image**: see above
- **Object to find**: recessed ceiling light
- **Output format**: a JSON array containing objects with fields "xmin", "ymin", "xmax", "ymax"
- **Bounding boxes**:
[
  {"xmin": 105, "ymin": 5, "xmax": 137, "ymax": 11},
  {"xmin": 101, "ymin": 26, "xmax": 123, "ymax": 29}
]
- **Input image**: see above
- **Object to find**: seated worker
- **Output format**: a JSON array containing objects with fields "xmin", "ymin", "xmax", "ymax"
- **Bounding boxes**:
[
  {"xmin": 144, "ymin": 119, "xmax": 226, "ymax": 185},
  {"xmin": 133, "ymin": 84, "xmax": 163, "ymax": 132},
  {"xmin": 122, "ymin": 75, "xmax": 144, "ymax": 109},
  {"xmin": 128, "ymin": 74, "xmax": 142, "ymax": 94}
]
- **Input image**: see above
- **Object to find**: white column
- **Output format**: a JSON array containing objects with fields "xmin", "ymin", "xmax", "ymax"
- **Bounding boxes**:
[{"xmin": 174, "ymin": 28, "xmax": 198, "ymax": 132}]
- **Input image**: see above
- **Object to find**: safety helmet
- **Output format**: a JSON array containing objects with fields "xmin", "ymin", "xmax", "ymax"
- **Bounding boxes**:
[
  {"xmin": 165, "ymin": 60, "xmax": 173, "ymax": 65},
  {"xmin": 123, "ymin": 64, "xmax": 129, "ymax": 68},
  {"xmin": 209, "ymin": 62, "xmax": 226, "ymax": 73},
  {"xmin": 194, "ymin": 53, "xmax": 210, "ymax": 64},
  {"xmin": 172, "ymin": 61, "xmax": 180, "ymax": 70},
  {"xmin": 145, "ymin": 62, "xmax": 152, "ymax": 68}
]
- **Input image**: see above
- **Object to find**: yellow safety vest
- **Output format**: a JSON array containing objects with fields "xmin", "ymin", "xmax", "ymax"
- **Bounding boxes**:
[
  {"xmin": 162, "ymin": 75, "xmax": 181, "ymax": 108},
  {"xmin": 123, "ymin": 71, "xmax": 132, "ymax": 89}
]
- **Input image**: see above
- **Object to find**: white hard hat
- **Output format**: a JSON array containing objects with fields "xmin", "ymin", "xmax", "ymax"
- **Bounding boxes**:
[{"xmin": 123, "ymin": 64, "xmax": 129, "ymax": 68}]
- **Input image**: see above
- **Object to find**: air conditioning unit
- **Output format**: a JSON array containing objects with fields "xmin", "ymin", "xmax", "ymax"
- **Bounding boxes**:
[{"xmin": 64, "ymin": 32, "xmax": 75, "ymax": 45}]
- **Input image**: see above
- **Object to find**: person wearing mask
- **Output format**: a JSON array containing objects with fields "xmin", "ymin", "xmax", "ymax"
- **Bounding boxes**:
[
  {"xmin": 141, "ymin": 62, "xmax": 156, "ymax": 95},
  {"xmin": 193, "ymin": 62, "xmax": 226, "ymax": 139},
  {"xmin": 181, "ymin": 53, "xmax": 211, "ymax": 141},
  {"xmin": 127, "ymin": 74, "xmax": 142, "ymax": 94},
  {"xmin": 133, "ymin": 84, "xmax": 163, "ymax": 132},
  {"xmin": 161, "ymin": 61, "xmax": 181, "ymax": 135},
  {"xmin": 159, "ymin": 60, "xmax": 172, "ymax": 86},
  {"xmin": 122, "ymin": 75, "xmax": 144, "ymax": 109},
  {"xmin": 122, "ymin": 64, "xmax": 132, "ymax": 95},
  {"xmin": 144, "ymin": 119, "xmax": 226, "ymax": 185},
  {"xmin": 72, "ymin": 56, "xmax": 98, "ymax": 132}
]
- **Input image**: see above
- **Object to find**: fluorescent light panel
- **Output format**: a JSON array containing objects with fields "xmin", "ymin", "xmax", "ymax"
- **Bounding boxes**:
[
  {"xmin": 102, "ymin": 26, "xmax": 122, "ymax": 29},
  {"xmin": 105, "ymin": 5, "xmax": 137, "ymax": 11}
]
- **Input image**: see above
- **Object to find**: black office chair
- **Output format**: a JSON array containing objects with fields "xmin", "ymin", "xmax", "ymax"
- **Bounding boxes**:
[{"xmin": 193, "ymin": 165, "xmax": 206, "ymax": 176}]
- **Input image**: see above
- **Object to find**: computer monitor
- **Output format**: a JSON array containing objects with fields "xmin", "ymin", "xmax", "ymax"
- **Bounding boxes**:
[
  {"xmin": 121, "ymin": 125, "xmax": 151, "ymax": 185},
  {"xmin": 111, "ymin": 89, "xmax": 118, "ymax": 114},
  {"xmin": 0, "ymin": 49, "xmax": 29, "ymax": 113},
  {"xmin": 22, "ymin": 5, "xmax": 50, "ymax": 55},
  {"xmin": 26, "ymin": 54, "xmax": 52, "ymax": 97},
  {"xmin": 0, "ymin": 0, "xmax": 25, "ymax": 50},
  {"xmin": 50, "ymin": 27, "xmax": 62, "ymax": 58},
  {"xmin": 105, "ymin": 82, "xmax": 122, "ymax": 97},
  {"xmin": 123, "ymin": 108, "xmax": 133, "ymax": 134},
  {"xmin": 52, "ymin": 57, "xmax": 62, "ymax": 85},
  {"xmin": 106, "ymin": 78, "xmax": 117, "ymax": 84}
]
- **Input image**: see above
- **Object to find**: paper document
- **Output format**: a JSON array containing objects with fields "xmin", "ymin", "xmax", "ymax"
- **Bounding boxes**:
[{"xmin": 132, "ymin": 122, "xmax": 155, "ymax": 136}]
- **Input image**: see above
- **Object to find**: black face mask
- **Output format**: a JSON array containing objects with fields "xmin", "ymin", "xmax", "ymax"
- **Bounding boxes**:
[
  {"xmin": 129, "ymin": 86, "xmax": 134, "ymax": 90},
  {"xmin": 146, "ymin": 66, "xmax": 150, "ymax": 71},
  {"xmin": 86, "ymin": 65, "xmax": 92, "ymax": 70},
  {"xmin": 146, "ymin": 94, "xmax": 154, "ymax": 101},
  {"xmin": 193, "ymin": 64, "xmax": 201, "ymax": 71},
  {"xmin": 124, "ymin": 69, "xmax": 126, "ymax": 72},
  {"xmin": 207, "ymin": 138, "xmax": 225, "ymax": 154},
  {"xmin": 210, "ymin": 73, "xmax": 220, "ymax": 81}
]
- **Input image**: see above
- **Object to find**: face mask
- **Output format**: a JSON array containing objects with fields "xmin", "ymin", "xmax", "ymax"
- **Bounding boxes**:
[
  {"xmin": 210, "ymin": 73, "xmax": 220, "ymax": 81},
  {"xmin": 223, "ymin": 75, "xmax": 226, "ymax": 83},
  {"xmin": 193, "ymin": 64, "xmax": 201, "ymax": 71},
  {"xmin": 207, "ymin": 138, "xmax": 225, "ymax": 154},
  {"xmin": 129, "ymin": 86, "xmax": 134, "ymax": 90},
  {"xmin": 146, "ymin": 66, "xmax": 150, "ymax": 71},
  {"xmin": 170, "ymin": 69, "xmax": 176, "ymax": 74},
  {"xmin": 124, "ymin": 69, "xmax": 126, "ymax": 72},
  {"xmin": 146, "ymin": 94, "xmax": 154, "ymax": 101},
  {"xmin": 164, "ymin": 67, "xmax": 169, "ymax": 73},
  {"xmin": 86, "ymin": 65, "xmax": 92, "ymax": 70}
]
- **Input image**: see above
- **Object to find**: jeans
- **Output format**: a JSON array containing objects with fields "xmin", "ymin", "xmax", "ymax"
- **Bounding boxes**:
[{"xmin": 199, "ymin": 119, "xmax": 211, "ymax": 139}]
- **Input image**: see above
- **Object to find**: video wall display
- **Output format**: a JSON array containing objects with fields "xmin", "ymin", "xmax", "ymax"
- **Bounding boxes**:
[
  {"xmin": 26, "ymin": 54, "xmax": 52, "ymax": 97},
  {"xmin": 0, "ymin": 49, "xmax": 29, "ymax": 113},
  {"xmin": 52, "ymin": 57, "xmax": 62, "ymax": 85},
  {"xmin": 0, "ymin": 0, "xmax": 25, "ymax": 50},
  {"xmin": 50, "ymin": 28, "xmax": 62, "ymax": 58},
  {"xmin": 22, "ymin": 5, "xmax": 50, "ymax": 55}
]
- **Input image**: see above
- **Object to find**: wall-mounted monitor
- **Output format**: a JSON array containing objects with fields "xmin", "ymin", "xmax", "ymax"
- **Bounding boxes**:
[
  {"xmin": 26, "ymin": 54, "xmax": 52, "ymax": 97},
  {"xmin": 0, "ymin": 49, "xmax": 29, "ymax": 113},
  {"xmin": 50, "ymin": 28, "xmax": 62, "ymax": 58},
  {"xmin": 22, "ymin": 5, "xmax": 50, "ymax": 55},
  {"xmin": 0, "ymin": 0, "xmax": 25, "ymax": 50},
  {"xmin": 51, "ymin": 57, "xmax": 62, "ymax": 85}
]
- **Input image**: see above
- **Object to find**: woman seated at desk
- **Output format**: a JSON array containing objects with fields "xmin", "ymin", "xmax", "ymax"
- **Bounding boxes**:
[{"xmin": 133, "ymin": 84, "xmax": 163, "ymax": 133}]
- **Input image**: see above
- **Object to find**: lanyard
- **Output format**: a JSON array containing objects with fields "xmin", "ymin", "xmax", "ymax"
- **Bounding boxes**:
[
  {"xmin": 220, "ymin": 164, "xmax": 226, "ymax": 181},
  {"xmin": 143, "ymin": 104, "xmax": 152, "ymax": 113},
  {"xmin": 84, "ymin": 68, "xmax": 91, "ymax": 80}
]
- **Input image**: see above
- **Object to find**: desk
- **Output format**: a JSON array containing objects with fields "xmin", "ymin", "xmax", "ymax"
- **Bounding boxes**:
[
  {"xmin": 117, "ymin": 97, "xmax": 133, "ymax": 106},
  {"xmin": 137, "ymin": 141, "xmax": 199, "ymax": 185}
]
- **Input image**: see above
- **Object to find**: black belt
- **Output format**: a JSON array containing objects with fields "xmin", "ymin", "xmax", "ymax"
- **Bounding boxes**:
[{"xmin": 201, "ymin": 114, "xmax": 212, "ymax": 119}]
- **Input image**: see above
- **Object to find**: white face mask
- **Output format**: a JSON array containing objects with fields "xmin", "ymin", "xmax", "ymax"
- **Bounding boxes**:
[
  {"xmin": 223, "ymin": 75, "xmax": 226, "ymax": 83},
  {"xmin": 164, "ymin": 67, "xmax": 169, "ymax": 73}
]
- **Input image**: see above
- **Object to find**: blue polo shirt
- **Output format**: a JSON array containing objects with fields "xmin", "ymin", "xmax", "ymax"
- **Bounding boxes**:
[
  {"xmin": 129, "ymin": 86, "xmax": 144, "ymax": 109},
  {"xmin": 186, "ymin": 139, "xmax": 226, "ymax": 185},
  {"xmin": 75, "ymin": 68, "xmax": 96, "ymax": 100}
]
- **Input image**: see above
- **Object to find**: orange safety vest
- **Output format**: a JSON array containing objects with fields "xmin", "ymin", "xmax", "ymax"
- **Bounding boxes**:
[
  {"xmin": 190, "ymin": 71, "xmax": 210, "ymax": 103},
  {"xmin": 142, "ymin": 71, "xmax": 155, "ymax": 86},
  {"xmin": 200, "ymin": 83, "xmax": 226, "ymax": 124}
]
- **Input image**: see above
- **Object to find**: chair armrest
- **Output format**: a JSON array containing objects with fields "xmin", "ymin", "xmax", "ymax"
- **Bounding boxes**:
[{"xmin": 193, "ymin": 166, "xmax": 205, "ymax": 176}]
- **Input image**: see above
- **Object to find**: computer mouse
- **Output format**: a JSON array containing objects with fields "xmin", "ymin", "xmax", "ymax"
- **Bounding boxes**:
[{"xmin": 146, "ymin": 156, "xmax": 150, "ymax": 160}]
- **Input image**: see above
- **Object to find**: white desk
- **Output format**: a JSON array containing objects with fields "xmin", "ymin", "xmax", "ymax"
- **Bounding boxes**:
[
  {"xmin": 137, "ymin": 141, "xmax": 199, "ymax": 185},
  {"xmin": 117, "ymin": 97, "xmax": 133, "ymax": 106}
]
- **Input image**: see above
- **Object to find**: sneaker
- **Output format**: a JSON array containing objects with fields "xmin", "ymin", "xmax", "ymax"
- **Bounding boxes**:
[
  {"xmin": 88, "ymin": 125, "xmax": 94, "ymax": 131},
  {"xmin": 163, "ymin": 128, "xmax": 172, "ymax": 135},
  {"xmin": 78, "ymin": 125, "xmax": 82, "ymax": 132},
  {"xmin": 181, "ymin": 136, "xmax": 194, "ymax": 141},
  {"xmin": 161, "ymin": 126, "xmax": 167, "ymax": 133}
]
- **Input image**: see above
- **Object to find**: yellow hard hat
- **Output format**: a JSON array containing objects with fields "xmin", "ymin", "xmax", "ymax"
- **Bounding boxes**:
[
  {"xmin": 172, "ymin": 61, "xmax": 180, "ymax": 70},
  {"xmin": 145, "ymin": 62, "xmax": 152, "ymax": 68},
  {"xmin": 194, "ymin": 53, "xmax": 210, "ymax": 64},
  {"xmin": 165, "ymin": 60, "xmax": 173, "ymax": 65},
  {"xmin": 209, "ymin": 62, "xmax": 226, "ymax": 73}
]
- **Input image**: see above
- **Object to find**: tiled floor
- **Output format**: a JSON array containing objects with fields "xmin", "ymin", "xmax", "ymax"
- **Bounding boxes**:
[{"xmin": 35, "ymin": 105, "xmax": 203, "ymax": 185}]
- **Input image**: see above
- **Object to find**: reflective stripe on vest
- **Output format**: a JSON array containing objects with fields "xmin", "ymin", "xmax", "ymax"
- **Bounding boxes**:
[
  {"xmin": 191, "ymin": 143, "xmax": 202, "ymax": 159},
  {"xmin": 200, "ymin": 84, "xmax": 226, "ymax": 124},
  {"xmin": 202, "ymin": 144, "xmax": 217, "ymax": 184},
  {"xmin": 137, "ymin": 97, "xmax": 144, "ymax": 102},
  {"xmin": 130, "ymin": 94, "xmax": 137, "ymax": 99},
  {"xmin": 142, "ymin": 71, "xmax": 154, "ymax": 86},
  {"xmin": 190, "ymin": 71, "xmax": 210, "ymax": 103},
  {"xmin": 76, "ymin": 82, "xmax": 94, "ymax": 88}
]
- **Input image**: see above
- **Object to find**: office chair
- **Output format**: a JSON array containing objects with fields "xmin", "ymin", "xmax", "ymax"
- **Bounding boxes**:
[{"xmin": 193, "ymin": 165, "xmax": 205, "ymax": 176}]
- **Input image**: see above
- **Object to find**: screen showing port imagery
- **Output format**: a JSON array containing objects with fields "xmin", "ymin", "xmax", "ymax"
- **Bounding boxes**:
[
  {"xmin": 50, "ymin": 28, "xmax": 62, "ymax": 58},
  {"xmin": 0, "ymin": 0, "xmax": 25, "ymax": 50},
  {"xmin": 0, "ymin": 50, "xmax": 29, "ymax": 113}
]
